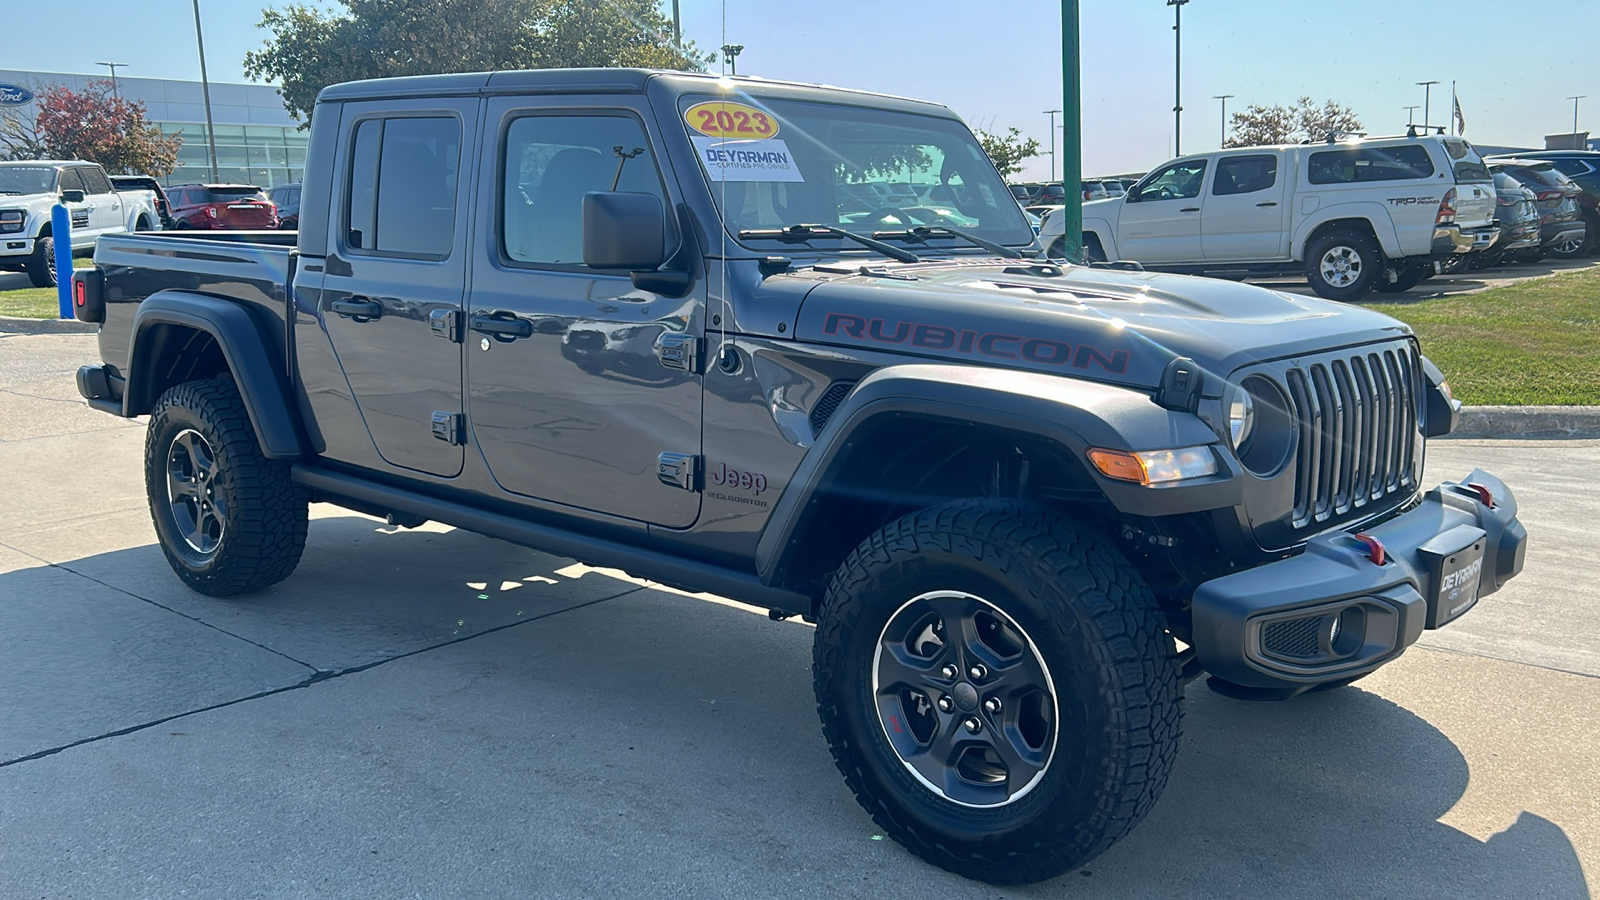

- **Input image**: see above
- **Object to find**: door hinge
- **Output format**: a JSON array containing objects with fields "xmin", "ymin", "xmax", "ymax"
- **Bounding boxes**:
[
  {"xmin": 431, "ymin": 411, "xmax": 465, "ymax": 445},
  {"xmin": 429, "ymin": 308, "xmax": 464, "ymax": 343},
  {"xmin": 654, "ymin": 333, "xmax": 701, "ymax": 374},
  {"xmin": 657, "ymin": 452, "xmax": 701, "ymax": 491}
]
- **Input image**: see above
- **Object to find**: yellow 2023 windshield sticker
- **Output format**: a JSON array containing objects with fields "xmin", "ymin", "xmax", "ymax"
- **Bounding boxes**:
[{"xmin": 685, "ymin": 101, "xmax": 779, "ymax": 139}]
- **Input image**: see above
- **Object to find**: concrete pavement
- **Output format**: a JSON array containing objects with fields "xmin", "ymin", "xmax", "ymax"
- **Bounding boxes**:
[{"xmin": 0, "ymin": 330, "xmax": 1594, "ymax": 898}]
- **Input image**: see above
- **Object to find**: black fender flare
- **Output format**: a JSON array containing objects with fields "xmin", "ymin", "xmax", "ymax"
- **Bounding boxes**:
[
  {"xmin": 125, "ymin": 291, "xmax": 305, "ymax": 459},
  {"xmin": 755, "ymin": 364, "xmax": 1239, "ymax": 585}
]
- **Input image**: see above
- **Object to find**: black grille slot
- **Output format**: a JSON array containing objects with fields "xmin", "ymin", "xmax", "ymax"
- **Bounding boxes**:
[
  {"xmin": 1262, "ymin": 616, "xmax": 1324, "ymax": 659},
  {"xmin": 809, "ymin": 381, "xmax": 856, "ymax": 437},
  {"xmin": 1287, "ymin": 342, "xmax": 1420, "ymax": 528}
]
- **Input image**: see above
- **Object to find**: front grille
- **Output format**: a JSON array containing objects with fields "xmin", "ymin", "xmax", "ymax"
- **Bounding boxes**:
[
  {"xmin": 1283, "ymin": 342, "xmax": 1421, "ymax": 529},
  {"xmin": 1262, "ymin": 616, "xmax": 1323, "ymax": 659}
]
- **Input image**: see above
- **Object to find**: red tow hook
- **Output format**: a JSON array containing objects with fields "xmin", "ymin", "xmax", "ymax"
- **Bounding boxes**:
[
  {"xmin": 1465, "ymin": 482, "xmax": 1495, "ymax": 508},
  {"xmin": 1353, "ymin": 533, "xmax": 1386, "ymax": 566}
]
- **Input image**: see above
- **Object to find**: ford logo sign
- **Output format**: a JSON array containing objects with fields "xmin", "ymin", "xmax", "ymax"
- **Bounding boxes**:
[{"xmin": 0, "ymin": 84, "xmax": 34, "ymax": 106}]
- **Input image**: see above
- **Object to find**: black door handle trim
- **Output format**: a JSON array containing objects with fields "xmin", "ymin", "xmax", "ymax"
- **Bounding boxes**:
[
  {"xmin": 1180, "ymin": 207, "xmax": 1200, "ymax": 213},
  {"xmin": 1256, "ymin": 201, "xmax": 1278, "ymax": 207},
  {"xmin": 329, "ymin": 296, "xmax": 382, "ymax": 321},
  {"xmin": 471, "ymin": 313, "xmax": 533, "ymax": 342}
]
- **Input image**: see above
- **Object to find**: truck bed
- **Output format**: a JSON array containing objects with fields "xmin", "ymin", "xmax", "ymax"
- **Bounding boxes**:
[{"xmin": 92, "ymin": 231, "xmax": 297, "ymax": 379}]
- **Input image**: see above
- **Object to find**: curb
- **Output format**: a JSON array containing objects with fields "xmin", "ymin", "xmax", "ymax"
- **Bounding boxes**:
[
  {"xmin": 0, "ymin": 315, "xmax": 97, "ymax": 335},
  {"xmin": 1447, "ymin": 406, "xmax": 1600, "ymax": 440}
]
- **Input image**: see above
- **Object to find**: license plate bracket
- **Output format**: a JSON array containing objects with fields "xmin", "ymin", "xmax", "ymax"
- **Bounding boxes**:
[{"xmin": 1418, "ymin": 523, "xmax": 1487, "ymax": 629}]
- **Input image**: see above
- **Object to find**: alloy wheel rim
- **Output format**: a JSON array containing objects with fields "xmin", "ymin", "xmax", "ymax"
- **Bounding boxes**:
[
  {"xmin": 1555, "ymin": 237, "xmax": 1583, "ymax": 254},
  {"xmin": 45, "ymin": 243, "xmax": 55, "ymax": 283},
  {"xmin": 1319, "ymin": 246, "xmax": 1362, "ymax": 288},
  {"xmin": 872, "ymin": 590, "xmax": 1058, "ymax": 808},
  {"xmin": 165, "ymin": 428, "xmax": 226, "ymax": 554}
]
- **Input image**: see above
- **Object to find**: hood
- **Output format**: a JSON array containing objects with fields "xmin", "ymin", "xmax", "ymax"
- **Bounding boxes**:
[
  {"xmin": 790, "ymin": 258, "xmax": 1413, "ymax": 392},
  {"xmin": 0, "ymin": 191, "xmax": 59, "ymax": 208}
]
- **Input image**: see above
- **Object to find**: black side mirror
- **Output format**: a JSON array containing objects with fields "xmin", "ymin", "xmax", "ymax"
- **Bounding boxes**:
[
  {"xmin": 60, "ymin": 190, "xmax": 85, "ymax": 203},
  {"xmin": 583, "ymin": 191, "xmax": 668, "ymax": 270}
]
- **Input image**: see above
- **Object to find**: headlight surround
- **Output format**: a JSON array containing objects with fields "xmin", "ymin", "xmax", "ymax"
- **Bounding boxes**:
[
  {"xmin": 0, "ymin": 210, "xmax": 24, "ymax": 234},
  {"xmin": 1088, "ymin": 445, "xmax": 1218, "ymax": 485},
  {"xmin": 1231, "ymin": 375, "xmax": 1296, "ymax": 476}
]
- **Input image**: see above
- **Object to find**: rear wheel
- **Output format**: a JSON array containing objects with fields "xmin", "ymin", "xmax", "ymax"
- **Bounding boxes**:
[
  {"xmin": 814, "ymin": 500, "xmax": 1181, "ymax": 884},
  {"xmin": 1550, "ymin": 228, "xmax": 1589, "ymax": 259},
  {"xmin": 146, "ymin": 376, "xmax": 308, "ymax": 596},
  {"xmin": 1304, "ymin": 231, "xmax": 1379, "ymax": 301}
]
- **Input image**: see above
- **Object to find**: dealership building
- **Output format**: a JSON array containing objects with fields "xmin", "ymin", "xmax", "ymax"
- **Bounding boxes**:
[{"xmin": 0, "ymin": 69, "xmax": 303, "ymax": 188}]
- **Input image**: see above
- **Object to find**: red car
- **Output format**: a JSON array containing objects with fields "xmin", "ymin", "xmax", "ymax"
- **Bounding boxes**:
[{"xmin": 167, "ymin": 184, "xmax": 278, "ymax": 229}]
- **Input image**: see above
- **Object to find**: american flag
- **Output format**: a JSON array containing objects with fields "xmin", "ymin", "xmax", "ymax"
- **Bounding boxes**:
[{"xmin": 1454, "ymin": 97, "xmax": 1467, "ymax": 135}]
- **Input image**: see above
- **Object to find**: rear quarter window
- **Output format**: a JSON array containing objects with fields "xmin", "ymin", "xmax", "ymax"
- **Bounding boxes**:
[{"xmin": 1307, "ymin": 146, "xmax": 1435, "ymax": 184}]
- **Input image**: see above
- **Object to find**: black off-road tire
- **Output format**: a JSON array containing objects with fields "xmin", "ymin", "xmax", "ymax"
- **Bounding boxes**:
[
  {"xmin": 25, "ymin": 234, "xmax": 55, "ymax": 288},
  {"xmin": 813, "ymin": 500, "xmax": 1182, "ymax": 884},
  {"xmin": 1304, "ymin": 230, "xmax": 1380, "ymax": 301},
  {"xmin": 146, "ymin": 376, "xmax": 308, "ymax": 596}
]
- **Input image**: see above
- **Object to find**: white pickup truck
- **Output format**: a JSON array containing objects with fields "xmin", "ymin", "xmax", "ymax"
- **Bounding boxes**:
[
  {"xmin": 0, "ymin": 159, "xmax": 163, "ymax": 288},
  {"xmin": 1039, "ymin": 134, "xmax": 1500, "ymax": 300}
]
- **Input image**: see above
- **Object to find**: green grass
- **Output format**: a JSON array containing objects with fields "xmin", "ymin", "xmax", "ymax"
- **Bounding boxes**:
[
  {"xmin": 1363, "ymin": 266, "xmax": 1600, "ymax": 406},
  {"xmin": 0, "ymin": 259, "xmax": 96, "ymax": 318},
  {"xmin": 0, "ymin": 287, "xmax": 63, "ymax": 318}
]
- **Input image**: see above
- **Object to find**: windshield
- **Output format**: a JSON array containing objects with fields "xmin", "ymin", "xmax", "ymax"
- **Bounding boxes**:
[
  {"xmin": 680, "ymin": 94, "xmax": 1033, "ymax": 250},
  {"xmin": 0, "ymin": 166, "xmax": 57, "ymax": 195}
]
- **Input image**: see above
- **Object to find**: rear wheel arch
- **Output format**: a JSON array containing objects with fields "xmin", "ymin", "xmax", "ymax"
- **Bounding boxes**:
[{"xmin": 125, "ymin": 293, "xmax": 305, "ymax": 459}]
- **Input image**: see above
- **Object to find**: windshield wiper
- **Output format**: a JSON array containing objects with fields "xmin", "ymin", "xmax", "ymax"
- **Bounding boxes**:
[
  {"xmin": 736, "ymin": 223, "xmax": 921, "ymax": 264},
  {"xmin": 871, "ymin": 225, "xmax": 1028, "ymax": 259}
]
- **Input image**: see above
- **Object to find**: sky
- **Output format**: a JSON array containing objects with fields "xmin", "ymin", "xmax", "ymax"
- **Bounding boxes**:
[{"xmin": 1, "ymin": 0, "xmax": 1593, "ymax": 179}]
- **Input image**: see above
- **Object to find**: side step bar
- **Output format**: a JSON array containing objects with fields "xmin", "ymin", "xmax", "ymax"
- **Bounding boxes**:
[{"xmin": 291, "ymin": 465, "xmax": 815, "ymax": 615}]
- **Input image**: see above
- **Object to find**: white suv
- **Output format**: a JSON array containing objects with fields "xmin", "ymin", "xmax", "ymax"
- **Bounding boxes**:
[{"xmin": 1039, "ymin": 134, "xmax": 1500, "ymax": 300}]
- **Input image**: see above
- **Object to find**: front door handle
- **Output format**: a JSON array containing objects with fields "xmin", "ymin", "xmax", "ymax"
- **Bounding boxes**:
[
  {"xmin": 471, "ymin": 312, "xmax": 532, "ymax": 342},
  {"xmin": 329, "ymin": 296, "xmax": 382, "ymax": 321},
  {"xmin": 1256, "ymin": 201, "xmax": 1278, "ymax": 207},
  {"xmin": 1180, "ymin": 207, "xmax": 1200, "ymax": 213}
]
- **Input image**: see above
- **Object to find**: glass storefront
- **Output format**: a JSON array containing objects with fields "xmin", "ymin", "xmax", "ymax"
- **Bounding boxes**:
[{"xmin": 158, "ymin": 123, "xmax": 308, "ymax": 189}]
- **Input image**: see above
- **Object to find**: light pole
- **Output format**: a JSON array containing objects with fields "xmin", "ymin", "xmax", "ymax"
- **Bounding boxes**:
[
  {"xmin": 1168, "ymin": 0, "xmax": 1189, "ymax": 156},
  {"xmin": 1569, "ymin": 95, "xmax": 1587, "ymax": 135},
  {"xmin": 721, "ymin": 44, "xmax": 744, "ymax": 76},
  {"xmin": 96, "ymin": 62, "xmax": 128, "ymax": 100},
  {"xmin": 672, "ymin": 0, "xmax": 681, "ymax": 48},
  {"xmin": 1416, "ymin": 80, "xmax": 1440, "ymax": 131},
  {"xmin": 1059, "ymin": 0, "xmax": 1083, "ymax": 261},
  {"xmin": 193, "ymin": 0, "xmax": 219, "ymax": 182},
  {"xmin": 1213, "ymin": 94, "xmax": 1233, "ymax": 147},
  {"xmin": 1043, "ymin": 109, "xmax": 1061, "ymax": 182}
]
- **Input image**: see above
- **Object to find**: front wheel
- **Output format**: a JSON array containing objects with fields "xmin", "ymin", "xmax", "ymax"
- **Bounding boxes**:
[
  {"xmin": 146, "ymin": 376, "xmax": 308, "ymax": 596},
  {"xmin": 25, "ymin": 235, "xmax": 55, "ymax": 288},
  {"xmin": 814, "ymin": 501, "xmax": 1182, "ymax": 884},
  {"xmin": 1304, "ymin": 231, "xmax": 1379, "ymax": 301}
]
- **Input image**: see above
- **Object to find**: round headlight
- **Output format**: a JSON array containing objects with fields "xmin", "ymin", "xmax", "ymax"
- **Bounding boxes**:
[{"xmin": 1228, "ymin": 386, "xmax": 1255, "ymax": 449}]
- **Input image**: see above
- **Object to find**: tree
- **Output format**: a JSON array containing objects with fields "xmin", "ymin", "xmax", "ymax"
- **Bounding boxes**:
[
  {"xmin": 974, "ymin": 127, "xmax": 1041, "ymax": 179},
  {"xmin": 0, "ymin": 80, "xmax": 182, "ymax": 175},
  {"xmin": 244, "ymin": 0, "xmax": 715, "ymax": 124},
  {"xmin": 1226, "ymin": 97, "xmax": 1364, "ymax": 148}
]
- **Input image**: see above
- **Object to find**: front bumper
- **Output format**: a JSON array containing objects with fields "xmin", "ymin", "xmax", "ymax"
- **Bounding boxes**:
[
  {"xmin": 1192, "ymin": 469, "xmax": 1526, "ymax": 691},
  {"xmin": 1, "ymin": 236, "xmax": 34, "ymax": 260},
  {"xmin": 1432, "ymin": 224, "xmax": 1499, "ymax": 255}
]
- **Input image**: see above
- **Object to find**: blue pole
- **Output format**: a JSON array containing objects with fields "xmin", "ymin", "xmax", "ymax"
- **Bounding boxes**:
[{"xmin": 51, "ymin": 204, "xmax": 73, "ymax": 319}]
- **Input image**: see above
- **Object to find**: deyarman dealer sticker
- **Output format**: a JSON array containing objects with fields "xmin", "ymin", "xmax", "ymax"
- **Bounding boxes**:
[{"xmin": 685, "ymin": 100, "xmax": 804, "ymax": 183}]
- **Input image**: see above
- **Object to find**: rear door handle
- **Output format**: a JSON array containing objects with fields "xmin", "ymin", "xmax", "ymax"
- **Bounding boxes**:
[
  {"xmin": 471, "ymin": 312, "xmax": 533, "ymax": 342},
  {"xmin": 329, "ymin": 296, "xmax": 382, "ymax": 321},
  {"xmin": 1256, "ymin": 201, "xmax": 1278, "ymax": 207},
  {"xmin": 1180, "ymin": 207, "xmax": 1200, "ymax": 213}
]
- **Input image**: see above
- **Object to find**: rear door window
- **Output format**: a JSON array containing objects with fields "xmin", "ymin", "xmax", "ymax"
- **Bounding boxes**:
[
  {"xmin": 1213, "ymin": 154, "xmax": 1278, "ymax": 195},
  {"xmin": 1307, "ymin": 146, "xmax": 1435, "ymax": 184},
  {"xmin": 1550, "ymin": 159, "xmax": 1594, "ymax": 178},
  {"xmin": 344, "ymin": 116, "xmax": 461, "ymax": 258}
]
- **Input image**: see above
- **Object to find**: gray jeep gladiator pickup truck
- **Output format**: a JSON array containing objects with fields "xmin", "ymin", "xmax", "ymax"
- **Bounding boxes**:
[{"xmin": 72, "ymin": 68, "xmax": 1528, "ymax": 884}]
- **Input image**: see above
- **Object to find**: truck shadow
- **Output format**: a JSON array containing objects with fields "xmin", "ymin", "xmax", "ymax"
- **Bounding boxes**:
[{"xmin": 2, "ymin": 514, "xmax": 1589, "ymax": 898}]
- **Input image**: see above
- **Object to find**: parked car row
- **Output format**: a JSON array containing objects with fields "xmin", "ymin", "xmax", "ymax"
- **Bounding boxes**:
[
  {"xmin": 1029, "ymin": 132, "xmax": 1594, "ymax": 301},
  {"xmin": 1009, "ymin": 178, "xmax": 1131, "ymax": 206}
]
